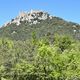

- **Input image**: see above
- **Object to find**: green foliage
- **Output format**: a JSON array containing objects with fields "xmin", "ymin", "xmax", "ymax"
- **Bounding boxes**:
[
  {"xmin": 54, "ymin": 34, "xmax": 74, "ymax": 51},
  {"xmin": 0, "ymin": 35, "xmax": 80, "ymax": 80},
  {"xmin": 0, "ymin": 16, "xmax": 80, "ymax": 40},
  {"xmin": 12, "ymin": 60, "xmax": 34, "ymax": 80},
  {"xmin": 0, "ymin": 14, "xmax": 80, "ymax": 80}
]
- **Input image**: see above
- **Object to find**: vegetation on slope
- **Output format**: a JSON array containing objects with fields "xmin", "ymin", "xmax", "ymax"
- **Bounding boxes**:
[
  {"xmin": 0, "ymin": 16, "xmax": 80, "ymax": 40},
  {"xmin": 0, "ymin": 34, "xmax": 80, "ymax": 80},
  {"xmin": 0, "ymin": 11, "xmax": 80, "ymax": 80}
]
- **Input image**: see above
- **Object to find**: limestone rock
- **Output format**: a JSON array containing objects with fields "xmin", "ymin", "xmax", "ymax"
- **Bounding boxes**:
[{"xmin": 3, "ymin": 10, "xmax": 51, "ymax": 27}]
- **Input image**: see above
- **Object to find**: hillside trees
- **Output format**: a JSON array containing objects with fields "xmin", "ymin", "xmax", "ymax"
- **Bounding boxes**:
[{"xmin": 0, "ymin": 35, "xmax": 80, "ymax": 80}]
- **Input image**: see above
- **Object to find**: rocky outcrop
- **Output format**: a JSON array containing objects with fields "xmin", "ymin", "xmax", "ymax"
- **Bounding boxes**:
[{"xmin": 3, "ymin": 10, "xmax": 53, "ymax": 27}]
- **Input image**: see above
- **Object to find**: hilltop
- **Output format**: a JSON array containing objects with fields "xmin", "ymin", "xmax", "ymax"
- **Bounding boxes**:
[
  {"xmin": 0, "ymin": 10, "xmax": 80, "ymax": 80},
  {"xmin": 0, "ymin": 10, "xmax": 80, "ymax": 40}
]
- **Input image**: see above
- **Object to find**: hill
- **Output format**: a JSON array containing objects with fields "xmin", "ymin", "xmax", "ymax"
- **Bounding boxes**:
[
  {"xmin": 0, "ymin": 10, "xmax": 80, "ymax": 40},
  {"xmin": 0, "ymin": 10, "xmax": 80, "ymax": 80}
]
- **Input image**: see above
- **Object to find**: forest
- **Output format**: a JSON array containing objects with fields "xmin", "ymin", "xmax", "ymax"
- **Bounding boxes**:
[{"xmin": 0, "ymin": 33, "xmax": 80, "ymax": 80}]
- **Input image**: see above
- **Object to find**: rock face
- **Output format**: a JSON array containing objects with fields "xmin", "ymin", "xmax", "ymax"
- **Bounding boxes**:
[{"xmin": 3, "ymin": 10, "xmax": 52, "ymax": 26}]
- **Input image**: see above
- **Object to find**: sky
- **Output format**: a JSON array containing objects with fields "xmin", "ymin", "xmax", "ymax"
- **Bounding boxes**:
[{"xmin": 0, "ymin": 0, "xmax": 80, "ymax": 26}]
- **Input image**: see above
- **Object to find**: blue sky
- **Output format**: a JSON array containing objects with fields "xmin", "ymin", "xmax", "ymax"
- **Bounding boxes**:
[{"xmin": 0, "ymin": 0, "xmax": 80, "ymax": 26}]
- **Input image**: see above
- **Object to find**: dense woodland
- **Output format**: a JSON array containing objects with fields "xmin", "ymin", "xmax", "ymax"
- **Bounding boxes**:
[
  {"xmin": 0, "ymin": 13, "xmax": 80, "ymax": 80},
  {"xmin": 0, "ymin": 33, "xmax": 80, "ymax": 80}
]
